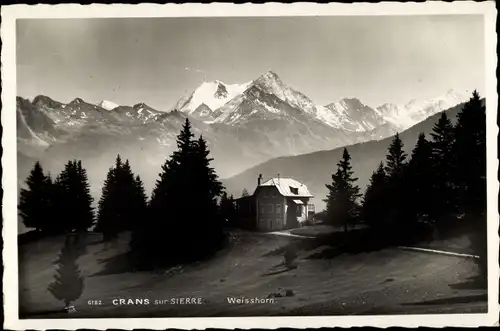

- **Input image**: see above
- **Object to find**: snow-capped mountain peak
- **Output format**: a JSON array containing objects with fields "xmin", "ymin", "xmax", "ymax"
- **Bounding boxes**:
[
  {"xmin": 250, "ymin": 70, "xmax": 317, "ymax": 115},
  {"xmin": 375, "ymin": 89, "xmax": 470, "ymax": 129},
  {"xmin": 98, "ymin": 100, "xmax": 119, "ymax": 110},
  {"xmin": 177, "ymin": 79, "xmax": 251, "ymax": 118},
  {"xmin": 317, "ymin": 97, "xmax": 387, "ymax": 132}
]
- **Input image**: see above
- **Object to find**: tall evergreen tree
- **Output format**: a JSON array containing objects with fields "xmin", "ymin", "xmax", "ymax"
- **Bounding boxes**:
[
  {"xmin": 454, "ymin": 91, "xmax": 487, "ymax": 281},
  {"xmin": 241, "ymin": 188, "xmax": 250, "ymax": 197},
  {"xmin": 454, "ymin": 90, "xmax": 486, "ymax": 213},
  {"xmin": 383, "ymin": 133, "xmax": 408, "ymax": 225},
  {"xmin": 385, "ymin": 133, "xmax": 407, "ymax": 180},
  {"xmin": 96, "ymin": 156, "xmax": 148, "ymax": 240},
  {"xmin": 132, "ymin": 119, "xmax": 225, "ymax": 268},
  {"xmin": 131, "ymin": 175, "xmax": 148, "ymax": 227},
  {"xmin": 404, "ymin": 133, "xmax": 434, "ymax": 223},
  {"xmin": 96, "ymin": 167, "xmax": 119, "ymax": 240},
  {"xmin": 323, "ymin": 148, "xmax": 361, "ymax": 233},
  {"xmin": 18, "ymin": 161, "xmax": 54, "ymax": 232},
  {"xmin": 429, "ymin": 112, "xmax": 456, "ymax": 219},
  {"xmin": 55, "ymin": 160, "xmax": 95, "ymax": 233},
  {"xmin": 362, "ymin": 162, "xmax": 389, "ymax": 228}
]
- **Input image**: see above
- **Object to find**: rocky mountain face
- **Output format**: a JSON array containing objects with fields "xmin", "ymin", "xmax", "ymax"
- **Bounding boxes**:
[{"xmin": 17, "ymin": 71, "xmax": 468, "ymax": 205}]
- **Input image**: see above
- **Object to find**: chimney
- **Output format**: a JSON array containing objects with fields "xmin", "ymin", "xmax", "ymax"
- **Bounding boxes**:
[{"xmin": 258, "ymin": 174, "xmax": 263, "ymax": 186}]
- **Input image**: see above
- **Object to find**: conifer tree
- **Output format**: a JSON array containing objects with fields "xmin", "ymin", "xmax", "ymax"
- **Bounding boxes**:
[
  {"xmin": 454, "ymin": 91, "xmax": 487, "ymax": 281},
  {"xmin": 429, "ymin": 112, "xmax": 456, "ymax": 219},
  {"xmin": 385, "ymin": 133, "xmax": 407, "ymax": 180},
  {"xmin": 404, "ymin": 133, "xmax": 434, "ymax": 223},
  {"xmin": 96, "ymin": 167, "xmax": 118, "ymax": 240},
  {"xmin": 97, "ymin": 156, "xmax": 148, "ymax": 240},
  {"xmin": 75, "ymin": 161, "xmax": 95, "ymax": 232},
  {"xmin": 362, "ymin": 162, "xmax": 389, "ymax": 228},
  {"xmin": 55, "ymin": 160, "xmax": 95, "ymax": 233},
  {"xmin": 383, "ymin": 133, "xmax": 408, "ymax": 224},
  {"xmin": 48, "ymin": 235, "xmax": 85, "ymax": 312},
  {"xmin": 186, "ymin": 135, "xmax": 225, "ymax": 250},
  {"xmin": 454, "ymin": 90, "xmax": 486, "ymax": 213},
  {"xmin": 19, "ymin": 161, "xmax": 54, "ymax": 232},
  {"xmin": 131, "ymin": 175, "xmax": 148, "ymax": 227},
  {"xmin": 132, "ymin": 119, "xmax": 225, "ymax": 268},
  {"xmin": 241, "ymin": 188, "xmax": 250, "ymax": 197},
  {"xmin": 323, "ymin": 148, "xmax": 361, "ymax": 233}
]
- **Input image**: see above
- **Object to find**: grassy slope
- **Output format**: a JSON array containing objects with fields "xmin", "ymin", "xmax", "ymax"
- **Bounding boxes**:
[{"xmin": 18, "ymin": 230, "xmax": 486, "ymax": 318}]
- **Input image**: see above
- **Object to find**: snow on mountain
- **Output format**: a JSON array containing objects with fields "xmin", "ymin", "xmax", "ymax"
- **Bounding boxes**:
[
  {"xmin": 318, "ymin": 98, "xmax": 387, "ymax": 132},
  {"xmin": 132, "ymin": 103, "xmax": 163, "ymax": 123},
  {"xmin": 177, "ymin": 80, "xmax": 251, "ymax": 117},
  {"xmin": 376, "ymin": 89, "xmax": 469, "ymax": 129},
  {"xmin": 252, "ymin": 71, "xmax": 317, "ymax": 115},
  {"xmin": 99, "ymin": 100, "xmax": 120, "ymax": 110}
]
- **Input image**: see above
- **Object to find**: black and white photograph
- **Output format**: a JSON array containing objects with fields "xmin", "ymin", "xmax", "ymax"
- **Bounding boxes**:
[{"xmin": 2, "ymin": 2, "xmax": 498, "ymax": 329}]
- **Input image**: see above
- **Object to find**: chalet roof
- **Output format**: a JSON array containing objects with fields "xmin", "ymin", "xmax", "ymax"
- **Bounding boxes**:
[{"xmin": 259, "ymin": 177, "xmax": 313, "ymax": 198}]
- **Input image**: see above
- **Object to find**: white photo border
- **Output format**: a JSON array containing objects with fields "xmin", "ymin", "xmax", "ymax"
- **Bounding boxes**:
[{"xmin": 2, "ymin": 2, "xmax": 498, "ymax": 329}]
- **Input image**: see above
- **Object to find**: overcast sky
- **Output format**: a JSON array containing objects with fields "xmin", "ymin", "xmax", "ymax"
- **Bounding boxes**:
[{"xmin": 17, "ymin": 15, "xmax": 485, "ymax": 110}]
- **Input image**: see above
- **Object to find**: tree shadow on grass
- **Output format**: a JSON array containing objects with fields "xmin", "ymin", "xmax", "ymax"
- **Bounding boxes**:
[
  {"xmin": 89, "ymin": 252, "xmax": 136, "ymax": 276},
  {"xmin": 449, "ymin": 275, "xmax": 488, "ymax": 291},
  {"xmin": 401, "ymin": 293, "xmax": 487, "ymax": 306}
]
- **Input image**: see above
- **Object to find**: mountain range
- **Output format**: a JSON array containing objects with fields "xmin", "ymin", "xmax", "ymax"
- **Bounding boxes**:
[
  {"xmin": 16, "ymin": 70, "xmax": 469, "ymax": 210},
  {"xmin": 223, "ymin": 101, "xmax": 474, "ymax": 210}
]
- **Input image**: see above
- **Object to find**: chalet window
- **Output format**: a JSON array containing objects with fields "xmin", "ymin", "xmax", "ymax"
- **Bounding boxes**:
[
  {"xmin": 276, "ymin": 204, "xmax": 281, "ymax": 214},
  {"xmin": 269, "ymin": 219, "xmax": 273, "ymax": 230},
  {"xmin": 290, "ymin": 186, "xmax": 299, "ymax": 195},
  {"xmin": 261, "ymin": 204, "xmax": 266, "ymax": 213},
  {"xmin": 276, "ymin": 219, "xmax": 283, "ymax": 227},
  {"xmin": 267, "ymin": 204, "xmax": 274, "ymax": 213}
]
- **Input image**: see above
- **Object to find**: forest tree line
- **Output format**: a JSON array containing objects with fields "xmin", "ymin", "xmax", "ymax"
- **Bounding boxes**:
[
  {"xmin": 19, "ymin": 91, "xmax": 486, "ymax": 271},
  {"xmin": 19, "ymin": 118, "xmax": 237, "ymax": 269},
  {"xmin": 323, "ymin": 91, "xmax": 487, "ymax": 277}
]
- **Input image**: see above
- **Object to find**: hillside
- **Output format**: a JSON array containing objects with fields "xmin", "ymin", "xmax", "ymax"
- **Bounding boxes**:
[
  {"xmin": 223, "ymin": 102, "xmax": 466, "ymax": 210},
  {"xmin": 18, "ymin": 230, "xmax": 485, "ymax": 318}
]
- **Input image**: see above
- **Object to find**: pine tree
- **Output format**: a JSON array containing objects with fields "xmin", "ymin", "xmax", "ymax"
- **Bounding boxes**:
[
  {"xmin": 188, "ymin": 135, "xmax": 225, "ymax": 249},
  {"xmin": 48, "ymin": 234, "xmax": 85, "ymax": 312},
  {"xmin": 96, "ymin": 167, "xmax": 119, "ymax": 240},
  {"xmin": 18, "ymin": 161, "xmax": 54, "ymax": 232},
  {"xmin": 132, "ymin": 119, "xmax": 225, "ymax": 268},
  {"xmin": 97, "ymin": 156, "xmax": 148, "ymax": 240},
  {"xmin": 454, "ymin": 91, "xmax": 487, "ymax": 281},
  {"xmin": 241, "ymin": 188, "xmax": 250, "ymax": 197},
  {"xmin": 404, "ymin": 133, "xmax": 434, "ymax": 223},
  {"xmin": 429, "ymin": 112, "xmax": 456, "ymax": 219},
  {"xmin": 385, "ymin": 133, "xmax": 407, "ymax": 180},
  {"xmin": 75, "ymin": 161, "xmax": 95, "ymax": 232},
  {"xmin": 323, "ymin": 148, "xmax": 361, "ymax": 233},
  {"xmin": 362, "ymin": 162, "xmax": 389, "ymax": 228},
  {"xmin": 383, "ymin": 133, "xmax": 408, "ymax": 225},
  {"xmin": 454, "ymin": 90, "xmax": 486, "ymax": 213},
  {"xmin": 133, "ymin": 119, "xmax": 196, "ymax": 267},
  {"xmin": 54, "ymin": 160, "xmax": 95, "ymax": 233},
  {"xmin": 131, "ymin": 175, "xmax": 148, "ymax": 227}
]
